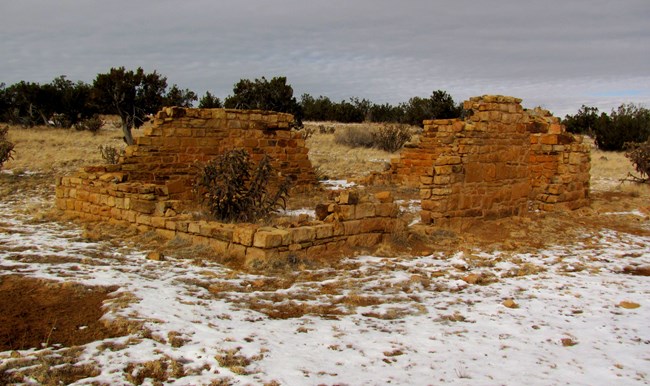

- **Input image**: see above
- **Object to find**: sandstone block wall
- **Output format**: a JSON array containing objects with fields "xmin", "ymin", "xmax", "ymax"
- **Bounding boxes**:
[
  {"xmin": 55, "ymin": 107, "xmax": 403, "ymax": 265},
  {"xmin": 385, "ymin": 95, "xmax": 591, "ymax": 230},
  {"xmin": 122, "ymin": 107, "xmax": 316, "ymax": 198},
  {"xmin": 56, "ymin": 173, "xmax": 404, "ymax": 266},
  {"xmin": 419, "ymin": 96, "xmax": 532, "ymax": 230},
  {"xmin": 527, "ymin": 109, "xmax": 591, "ymax": 211}
]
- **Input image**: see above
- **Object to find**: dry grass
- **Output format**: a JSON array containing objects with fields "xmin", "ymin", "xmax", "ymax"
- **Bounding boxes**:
[
  {"xmin": 3, "ymin": 123, "xmax": 126, "ymax": 176},
  {"xmin": 305, "ymin": 121, "xmax": 417, "ymax": 180}
]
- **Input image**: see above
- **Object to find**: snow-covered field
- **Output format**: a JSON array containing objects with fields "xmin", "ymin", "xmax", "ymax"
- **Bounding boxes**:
[{"xmin": 1, "ymin": 194, "xmax": 649, "ymax": 385}]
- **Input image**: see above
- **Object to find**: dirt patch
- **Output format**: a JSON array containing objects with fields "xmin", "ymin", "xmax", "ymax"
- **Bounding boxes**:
[{"xmin": 0, "ymin": 275, "xmax": 124, "ymax": 351}]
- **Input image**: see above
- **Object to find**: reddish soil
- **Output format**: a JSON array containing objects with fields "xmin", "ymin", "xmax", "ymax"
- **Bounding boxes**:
[{"xmin": 0, "ymin": 275, "xmax": 124, "ymax": 351}]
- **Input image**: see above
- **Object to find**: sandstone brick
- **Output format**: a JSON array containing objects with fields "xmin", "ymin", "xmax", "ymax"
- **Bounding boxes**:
[
  {"xmin": 233, "ymin": 224, "xmax": 258, "ymax": 246},
  {"xmin": 355, "ymin": 203, "xmax": 376, "ymax": 219},
  {"xmin": 253, "ymin": 228, "xmax": 289, "ymax": 248},
  {"xmin": 289, "ymin": 226, "xmax": 316, "ymax": 244},
  {"xmin": 313, "ymin": 224, "xmax": 334, "ymax": 239},
  {"xmin": 374, "ymin": 191, "xmax": 393, "ymax": 203},
  {"xmin": 337, "ymin": 190, "xmax": 359, "ymax": 205}
]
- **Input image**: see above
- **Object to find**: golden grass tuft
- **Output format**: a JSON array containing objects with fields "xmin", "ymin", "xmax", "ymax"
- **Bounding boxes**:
[
  {"xmin": 305, "ymin": 122, "xmax": 405, "ymax": 180},
  {"xmin": 4, "ymin": 124, "xmax": 126, "ymax": 175}
]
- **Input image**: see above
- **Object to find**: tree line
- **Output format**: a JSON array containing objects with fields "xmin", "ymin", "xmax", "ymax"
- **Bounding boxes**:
[
  {"xmin": 0, "ymin": 68, "xmax": 462, "ymax": 144},
  {"xmin": 1, "ymin": 67, "xmax": 647, "ymax": 150},
  {"xmin": 564, "ymin": 104, "xmax": 650, "ymax": 151}
]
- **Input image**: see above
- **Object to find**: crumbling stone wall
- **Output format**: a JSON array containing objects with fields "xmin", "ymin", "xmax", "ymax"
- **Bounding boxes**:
[
  {"xmin": 386, "ymin": 95, "xmax": 591, "ymax": 230},
  {"xmin": 56, "ymin": 170, "xmax": 404, "ymax": 266},
  {"xmin": 55, "ymin": 107, "xmax": 403, "ymax": 266},
  {"xmin": 527, "ymin": 109, "xmax": 591, "ymax": 211},
  {"xmin": 419, "ymin": 96, "xmax": 532, "ymax": 230},
  {"xmin": 121, "ymin": 107, "xmax": 316, "ymax": 198}
]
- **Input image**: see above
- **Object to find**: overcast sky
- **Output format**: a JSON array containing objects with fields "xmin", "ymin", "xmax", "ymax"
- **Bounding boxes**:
[{"xmin": 1, "ymin": 0, "xmax": 648, "ymax": 116}]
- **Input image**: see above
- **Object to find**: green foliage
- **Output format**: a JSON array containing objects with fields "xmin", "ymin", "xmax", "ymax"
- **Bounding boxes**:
[
  {"xmin": 0, "ymin": 126, "xmax": 15, "ymax": 169},
  {"xmin": 624, "ymin": 140, "xmax": 650, "ymax": 182},
  {"xmin": 98, "ymin": 144, "xmax": 124, "ymax": 164},
  {"xmin": 563, "ymin": 105, "xmax": 600, "ymax": 135},
  {"xmin": 3, "ymin": 80, "xmax": 57, "ymax": 126},
  {"xmin": 92, "ymin": 67, "xmax": 168, "ymax": 145},
  {"xmin": 334, "ymin": 126, "xmax": 375, "ymax": 148},
  {"xmin": 198, "ymin": 91, "xmax": 223, "ymax": 108},
  {"xmin": 593, "ymin": 104, "xmax": 650, "ymax": 151},
  {"xmin": 368, "ymin": 103, "xmax": 404, "ymax": 123},
  {"xmin": 1, "ymin": 76, "xmax": 94, "ymax": 127},
  {"xmin": 195, "ymin": 149, "xmax": 290, "ymax": 222},
  {"xmin": 75, "ymin": 115, "xmax": 103, "ymax": 133},
  {"xmin": 301, "ymin": 90, "xmax": 460, "ymax": 126},
  {"xmin": 224, "ymin": 76, "xmax": 303, "ymax": 127},
  {"xmin": 163, "ymin": 84, "xmax": 197, "ymax": 107},
  {"xmin": 400, "ymin": 90, "xmax": 462, "ymax": 127},
  {"xmin": 372, "ymin": 124, "xmax": 412, "ymax": 152},
  {"xmin": 50, "ymin": 76, "xmax": 95, "ymax": 126}
]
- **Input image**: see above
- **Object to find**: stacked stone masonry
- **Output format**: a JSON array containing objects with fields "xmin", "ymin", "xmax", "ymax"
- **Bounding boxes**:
[
  {"xmin": 387, "ymin": 95, "xmax": 590, "ymax": 230},
  {"xmin": 55, "ymin": 107, "xmax": 403, "ymax": 265},
  {"xmin": 122, "ymin": 107, "xmax": 316, "ymax": 199}
]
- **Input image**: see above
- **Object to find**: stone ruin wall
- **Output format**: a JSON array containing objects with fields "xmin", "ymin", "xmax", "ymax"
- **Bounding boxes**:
[
  {"xmin": 55, "ymin": 96, "xmax": 592, "ymax": 265},
  {"xmin": 121, "ymin": 107, "xmax": 316, "ymax": 199},
  {"xmin": 386, "ymin": 95, "xmax": 591, "ymax": 230},
  {"xmin": 55, "ymin": 108, "xmax": 404, "ymax": 266}
]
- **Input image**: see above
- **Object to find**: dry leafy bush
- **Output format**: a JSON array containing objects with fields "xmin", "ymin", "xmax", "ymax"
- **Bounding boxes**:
[
  {"xmin": 300, "ymin": 126, "xmax": 315, "ymax": 140},
  {"xmin": 195, "ymin": 149, "xmax": 290, "ymax": 222},
  {"xmin": 334, "ymin": 124, "xmax": 412, "ymax": 152},
  {"xmin": 334, "ymin": 126, "xmax": 375, "ymax": 148},
  {"xmin": 0, "ymin": 126, "xmax": 15, "ymax": 169},
  {"xmin": 372, "ymin": 124, "xmax": 412, "ymax": 152},
  {"xmin": 99, "ymin": 144, "xmax": 124, "ymax": 165},
  {"xmin": 624, "ymin": 140, "xmax": 650, "ymax": 182},
  {"xmin": 74, "ymin": 115, "xmax": 103, "ymax": 133},
  {"xmin": 318, "ymin": 124, "xmax": 335, "ymax": 134}
]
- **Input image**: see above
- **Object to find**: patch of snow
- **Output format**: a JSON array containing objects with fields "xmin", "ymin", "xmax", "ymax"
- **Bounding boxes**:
[
  {"xmin": 277, "ymin": 208, "xmax": 315, "ymax": 218},
  {"xmin": 604, "ymin": 210, "xmax": 647, "ymax": 218},
  {"xmin": 1, "ymin": 197, "xmax": 649, "ymax": 385},
  {"xmin": 322, "ymin": 179, "xmax": 356, "ymax": 190}
]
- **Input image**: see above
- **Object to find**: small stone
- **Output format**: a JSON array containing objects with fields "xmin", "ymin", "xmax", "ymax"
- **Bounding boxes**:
[
  {"xmin": 315, "ymin": 203, "xmax": 329, "ymax": 220},
  {"xmin": 462, "ymin": 273, "xmax": 481, "ymax": 284},
  {"xmin": 338, "ymin": 190, "xmax": 359, "ymax": 205},
  {"xmin": 146, "ymin": 251, "xmax": 165, "ymax": 261},
  {"xmin": 618, "ymin": 301, "xmax": 640, "ymax": 309},
  {"xmin": 374, "ymin": 191, "xmax": 393, "ymax": 203},
  {"xmin": 502, "ymin": 299, "xmax": 519, "ymax": 309},
  {"xmin": 561, "ymin": 338, "xmax": 578, "ymax": 347}
]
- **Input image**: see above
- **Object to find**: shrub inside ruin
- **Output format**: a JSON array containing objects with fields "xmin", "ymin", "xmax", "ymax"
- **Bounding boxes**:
[{"xmin": 195, "ymin": 149, "xmax": 290, "ymax": 222}]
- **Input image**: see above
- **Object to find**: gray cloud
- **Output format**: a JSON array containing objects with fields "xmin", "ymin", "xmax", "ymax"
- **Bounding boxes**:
[{"xmin": 1, "ymin": 0, "xmax": 648, "ymax": 116}]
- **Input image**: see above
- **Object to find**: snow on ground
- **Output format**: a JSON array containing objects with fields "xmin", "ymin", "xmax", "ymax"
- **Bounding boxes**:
[
  {"xmin": 322, "ymin": 179, "xmax": 357, "ymax": 190},
  {"xmin": 1, "ymin": 196, "xmax": 649, "ymax": 385}
]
